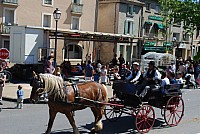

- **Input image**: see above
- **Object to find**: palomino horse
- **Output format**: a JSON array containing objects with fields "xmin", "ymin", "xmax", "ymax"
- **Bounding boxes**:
[{"xmin": 30, "ymin": 72, "xmax": 108, "ymax": 134}]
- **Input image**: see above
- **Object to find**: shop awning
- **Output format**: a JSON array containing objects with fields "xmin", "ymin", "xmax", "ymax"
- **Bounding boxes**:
[
  {"xmin": 154, "ymin": 23, "xmax": 164, "ymax": 29},
  {"xmin": 145, "ymin": 21, "xmax": 152, "ymax": 25},
  {"xmin": 163, "ymin": 42, "xmax": 173, "ymax": 47}
]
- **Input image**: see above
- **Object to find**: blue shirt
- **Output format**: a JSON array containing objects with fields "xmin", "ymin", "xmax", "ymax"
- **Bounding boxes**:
[
  {"xmin": 17, "ymin": 89, "xmax": 24, "ymax": 99},
  {"xmin": 85, "ymin": 64, "xmax": 94, "ymax": 77}
]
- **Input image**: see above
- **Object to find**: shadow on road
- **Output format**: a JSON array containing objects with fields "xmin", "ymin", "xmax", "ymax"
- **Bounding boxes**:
[{"xmin": 47, "ymin": 115, "xmax": 166, "ymax": 134}]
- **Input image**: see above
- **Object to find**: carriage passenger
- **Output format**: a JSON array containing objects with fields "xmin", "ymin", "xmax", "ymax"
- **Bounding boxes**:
[
  {"xmin": 126, "ymin": 62, "xmax": 141, "ymax": 84},
  {"xmin": 160, "ymin": 71, "xmax": 170, "ymax": 94},
  {"xmin": 176, "ymin": 71, "xmax": 184, "ymax": 84}
]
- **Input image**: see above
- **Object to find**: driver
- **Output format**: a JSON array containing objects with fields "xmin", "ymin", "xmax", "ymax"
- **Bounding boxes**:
[
  {"xmin": 137, "ymin": 61, "xmax": 161, "ymax": 98},
  {"xmin": 126, "ymin": 62, "xmax": 141, "ymax": 84}
]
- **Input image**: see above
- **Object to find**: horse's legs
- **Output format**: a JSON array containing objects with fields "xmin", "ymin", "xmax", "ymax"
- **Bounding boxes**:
[
  {"xmin": 65, "ymin": 112, "xmax": 80, "ymax": 134},
  {"xmin": 45, "ymin": 109, "xmax": 57, "ymax": 134},
  {"xmin": 91, "ymin": 107, "xmax": 104, "ymax": 133}
]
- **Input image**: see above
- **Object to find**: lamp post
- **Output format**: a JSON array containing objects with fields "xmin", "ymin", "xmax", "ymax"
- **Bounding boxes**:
[{"xmin": 53, "ymin": 8, "xmax": 61, "ymax": 68}]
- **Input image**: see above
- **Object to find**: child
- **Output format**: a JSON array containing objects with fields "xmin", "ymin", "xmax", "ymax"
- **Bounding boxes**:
[
  {"xmin": 16, "ymin": 85, "xmax": 24, "ymax": 109},
  {"xmin": 100, "ymin": 65, "xmax": 108, "ymax": 85}
]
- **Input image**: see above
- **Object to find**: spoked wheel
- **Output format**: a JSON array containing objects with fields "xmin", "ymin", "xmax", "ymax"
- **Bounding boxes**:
[
  {"xmin": 104, "ymin": 98, "xmax": 123, "ymax": 122},
  {"xmin": 135, "ymin": 105, "xmax": 155, "ymax": 133},
  {"xmin": 164, "ymin": 96, "xmax": 184, "ymax": 127}
]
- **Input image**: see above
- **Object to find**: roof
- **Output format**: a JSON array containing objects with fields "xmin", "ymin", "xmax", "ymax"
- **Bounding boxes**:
[{"xmin": 20, "ymin": 25, "xmax": 140, "ymax": 43}]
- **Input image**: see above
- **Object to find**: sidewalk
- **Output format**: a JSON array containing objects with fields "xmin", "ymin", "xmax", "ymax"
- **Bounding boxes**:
[
  {"xmin": 2, "ymin": 81, "xmax": 113, "ymax": 102},
  {"xmin": 2, "ymin": 82, "xmax": 32, "ymax": 102}
]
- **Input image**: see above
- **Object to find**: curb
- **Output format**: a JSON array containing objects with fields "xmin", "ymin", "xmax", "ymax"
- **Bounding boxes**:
[{"xmin": 2, "ymin": 97, "xmax": 31, "ymax": 104}]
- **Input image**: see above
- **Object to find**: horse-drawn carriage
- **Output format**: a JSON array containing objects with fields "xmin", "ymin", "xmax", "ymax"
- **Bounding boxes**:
[
  {"xmin": 30, "ymin": 73, "xmax": 184, "ymax": 134},
  {"xmin": 104, "ymin": 80, "xmax": 184, "ymax": 133}
]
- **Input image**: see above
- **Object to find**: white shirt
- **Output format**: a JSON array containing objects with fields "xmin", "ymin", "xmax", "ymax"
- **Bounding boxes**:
[
  {"xmin": 126, "ymin": 70, "xmax": 141, "ymax": 82},
  {"xmin": 161, "ymin": 77, "xmax": 170, "ymax": 88},
  {"xmin": 177, "ymin": 77, "xmax": 183, "ymax": 84}
]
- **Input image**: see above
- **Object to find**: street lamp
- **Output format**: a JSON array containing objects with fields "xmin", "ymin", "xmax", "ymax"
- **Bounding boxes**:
[{"xmin": 53, "ymin": 8, "xmax": 61, "ymax": 68}]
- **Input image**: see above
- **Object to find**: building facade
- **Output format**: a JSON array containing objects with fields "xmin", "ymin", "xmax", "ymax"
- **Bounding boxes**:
[
  {"xmin": 0, "ymin": 0, "xmax": 97, "ymax": 65},
  {"xmin": 98, "ymin": 0, "xmax": 200, "ymax": 63},
  {"xmin": 97, "ymin": 0, "xmax": 144, "ymax": 64}
]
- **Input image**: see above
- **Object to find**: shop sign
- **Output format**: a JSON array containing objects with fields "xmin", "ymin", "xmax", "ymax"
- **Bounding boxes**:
[{"xmin": 148, "ymin": 15, "xmax": 163, "ymax": 21}]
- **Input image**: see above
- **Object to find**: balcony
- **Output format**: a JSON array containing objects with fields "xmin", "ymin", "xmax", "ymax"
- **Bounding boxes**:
[
  {"xmin": 71, "ymin": 3, "xmax": 83, "ymax": 15},
  {"xmin": 0, "ymin": 23, "xmax": 17, "ymax": 34},
  {"xmin": 1, "ymin": 0, "xmax": 18, "ymax": 5}
]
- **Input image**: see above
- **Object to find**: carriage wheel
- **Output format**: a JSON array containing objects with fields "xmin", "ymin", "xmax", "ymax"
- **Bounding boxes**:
[
  {"xmin": 135, "ymin": 105, "xmax": 155, "ymax": 133},
  {"xmin": 164, "ymin": 96, "xmax": 184, "ymax": 127},
  {"xmin": 104, "ymin": 98, "xmax": 122, "ymax": 122}
]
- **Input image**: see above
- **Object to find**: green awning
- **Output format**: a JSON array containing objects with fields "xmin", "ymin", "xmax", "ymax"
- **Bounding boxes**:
[
  {"xmin": 154, "ymin": 23, "xmax": 164, "ymax": 29},
  {"xmin": 144, "ymin": 41, "xmax": 156, "ymax": 46},
  {"xmin": 163, "ymin": 42, "xmax": 173, "ymax": 47},
  {"xmin": 145, "ymin": 21, "xmax": 152, "ymax": 25}
]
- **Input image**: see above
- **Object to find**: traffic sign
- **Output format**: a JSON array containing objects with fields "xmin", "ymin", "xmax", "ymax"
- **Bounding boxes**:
[{"xmin": 0, "ymin": 48, "xmax": 9, "ymax": 59}]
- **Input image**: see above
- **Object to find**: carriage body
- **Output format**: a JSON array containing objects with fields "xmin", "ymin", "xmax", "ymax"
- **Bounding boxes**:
[{"xmin": 104, "ymin": 80, "xmax": 184, "ymax": 133}]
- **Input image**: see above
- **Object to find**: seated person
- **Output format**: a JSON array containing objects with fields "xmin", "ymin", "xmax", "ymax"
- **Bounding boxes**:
[
  {"xmin": 126, "ymin": 62, "xmax": 141, "ymax": 84},
  {"xmin": 160, "ymin": 71, "xmax": 170, "ymax": 94},
  {"xmin": 168, "ymin": 71, "xmax": 177, "ymax": 84},
  {"xmin": 137, "ymin": 61, "xmax": 161, "ymax": 98},
  {"xmin": 176, "ymin": 71, "xmax": 184, "ymax": 84}
]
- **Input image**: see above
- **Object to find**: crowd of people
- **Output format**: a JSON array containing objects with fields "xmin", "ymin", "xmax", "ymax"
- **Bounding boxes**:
[{"xmin": 42, "ymin": 54, "xmax": 200, "ymax": 93}]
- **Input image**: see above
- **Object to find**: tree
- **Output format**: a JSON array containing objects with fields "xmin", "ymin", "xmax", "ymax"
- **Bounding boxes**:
[{"xmin": 158, "ymin": 0, "xmax": 200, "ymax": 56}]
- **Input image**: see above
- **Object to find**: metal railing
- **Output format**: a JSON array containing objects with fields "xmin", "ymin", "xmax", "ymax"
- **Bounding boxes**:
[
  {"xmin": 2, "ymin": 0, "xmax": 18, "ymax": 5},
  {"xmin": 0, "ymin": 23, "xmax": 17, "ymax": 34},
  {"xmin": 71, "ymin": 3, "xmax": 83, "ymax": 14}
]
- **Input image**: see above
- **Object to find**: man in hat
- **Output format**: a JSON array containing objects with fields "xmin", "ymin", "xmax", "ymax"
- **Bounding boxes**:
[
  {"xmin": 126, "ymin": 62, "xmax": 142, "ymax": 84},
  {"xmin": 137, "ymin": 61, "xmax": 161, "ymax": 98}
]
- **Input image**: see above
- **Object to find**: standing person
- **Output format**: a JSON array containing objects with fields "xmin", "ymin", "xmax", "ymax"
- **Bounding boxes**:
[
  {"xmin": 84, "ymin": 60, "xmax": 94, "ymax": 81},
  {"xmin": 100, "ymin": 65, "xmax": 108, "ymax": 85},
  {"xmin": 16, "ymin": 85, "xmax": 24, "ymax": 109},
  {"xmin": 111, "ymin": 54, "xmax": 118, "ymax": 66},
  {"xmin": 0, "ymin": 66, "xmax": 6, "ymax": 105},
  {"xmin": 54, "ymin": 67, "xmax": 62, "ymax": 77},
  {"xmin": 44, "ymin": 60, "xmax": 55, "ymax": 74},
  {"xmin": 118, "ymin": 54, "xmax": 125, "ymax": 74}
]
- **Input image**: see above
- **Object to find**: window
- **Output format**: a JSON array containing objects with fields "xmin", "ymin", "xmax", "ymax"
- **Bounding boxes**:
[
  {"xmin": 43, "ymin": 14, "xmax": 51, "ymax": 27},
  {"xmin": 144, "ymin": 26, "xmax": 150, "ymax": 36},
  {"xmin": 71, "ymin": 17, "xmax": 80, "ymax": 30},
  {"xmin": 3, "ymin": 40, "xmax": 9, "ymax": 51},
  {"xmin": 127, "ymin": 5, "xmax": 135, "ymax": 16},
  {"xmin": 145, "ymin": 3, "xmax": 151, "ymax": 11},
  {"xmin": 43, "ymin": 0, "xmax": 53, "ymax": 5},
  {"xmin": 64, "ymin": 44, "xmax": 82, "ymax": 59},
  {"xmin": 124, "ymin": 20, "xmax": 136, "ymax": 35},
  {"xmin": 73, "ymin": 0, "xmax": 81, "ymax": 4},
  {"xmin": 155, "ymin": 5, "xmax": 161, "ymax": 13},
  {"xmin": 173, "ymin": 33, "xmax": 180, "ymax": 42},
  {"xmin": 183, "ymin": 33, "xmax": 189, "ymax": 41}
]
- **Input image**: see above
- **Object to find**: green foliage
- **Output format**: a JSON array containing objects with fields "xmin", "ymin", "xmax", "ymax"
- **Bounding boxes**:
[
  {"xmin": 158, "ymin": 0, "xmax": 200, "ymax": 35},
  {"xmin": 193, "ymin": 51, "xmax": 200, "ymax": 61}
]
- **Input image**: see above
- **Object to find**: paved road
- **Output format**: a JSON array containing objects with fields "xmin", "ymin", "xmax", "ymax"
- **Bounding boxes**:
[{"xmin": 0, "ymin": 87, "xmax": 200, "ymax": 134}]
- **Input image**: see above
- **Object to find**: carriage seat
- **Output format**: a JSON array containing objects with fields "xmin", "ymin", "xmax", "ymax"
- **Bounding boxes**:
[{"xmin": 164, "ymin": 83, "xmax": 183, "ymax": 95}]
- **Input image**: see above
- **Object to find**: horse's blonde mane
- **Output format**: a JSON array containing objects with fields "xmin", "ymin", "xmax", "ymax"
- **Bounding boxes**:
[{"xmin": 39, "ymin": 73, "xmax": 66, "ymax": 101}]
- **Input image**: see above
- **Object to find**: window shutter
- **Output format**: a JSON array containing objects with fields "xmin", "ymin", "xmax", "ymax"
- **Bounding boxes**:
[
  {"xmin": 132, "ymin": 21, "xmax": 136, "ymax": 36},
  {"xmin": 124, "ymin": 20, "xmax": 128, "ymax": 34}
]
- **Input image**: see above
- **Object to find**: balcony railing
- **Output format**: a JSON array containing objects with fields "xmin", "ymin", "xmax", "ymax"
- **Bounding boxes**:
[
  {"xmin": 0, "ymin": 23, "xmax": 17, "ymax": 34},
  {"xmin": 1, "ymin": 0, "xmax": 18, "ymax": 5},
  {"xmin": 71, "ymin": 3, "xmax": 83, "ymax": 14}
]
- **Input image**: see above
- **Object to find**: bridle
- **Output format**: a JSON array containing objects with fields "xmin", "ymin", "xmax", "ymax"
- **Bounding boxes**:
[{"xmin": 34, "ymin": 76, "xmax": 45, "ymax": 95}]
